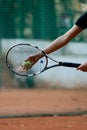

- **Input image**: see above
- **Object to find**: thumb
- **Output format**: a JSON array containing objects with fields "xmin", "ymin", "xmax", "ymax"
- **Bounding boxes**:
[{"xmin": 77, "ymin": 65, "xmax": 81, "ymax": 70}]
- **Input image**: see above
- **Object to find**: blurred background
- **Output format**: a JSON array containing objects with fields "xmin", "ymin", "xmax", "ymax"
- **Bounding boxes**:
[{"xmin": 0, "ymin": 0, "xmax": 87, "ymax": 89}]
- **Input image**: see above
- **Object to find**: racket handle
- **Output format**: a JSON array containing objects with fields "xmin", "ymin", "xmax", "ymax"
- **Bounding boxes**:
[{"xmin": 61, "ymin": 62, "xmax": 81, "ymax": 68}]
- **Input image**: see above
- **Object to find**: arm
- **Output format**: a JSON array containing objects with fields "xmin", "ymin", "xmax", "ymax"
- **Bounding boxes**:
[
  {"xmin": 44, "ymin": 25, "xmax": 87, "ymax": 72},
  {"xmin": 24, "ymin": 12, "xmax": 87, "ymax": 72},
  {"xmin": 25, "ymin": 25, "xmax": 83, "ymax": 65},
  {"xmin": 24, "ymin": 25, "xmax": 87, "ymax": 72},
  {"xmin": 34, "ymin": 25, "xmax": 83, "ymax": 59},
  {"xmin": 44, "ymin": 25, "xmax": 83, "ymax": 54}
]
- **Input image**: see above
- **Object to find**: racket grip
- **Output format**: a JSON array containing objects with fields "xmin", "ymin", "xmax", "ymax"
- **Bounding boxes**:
[{"xmin": 62, "ymin": 62, "xmax": 81, "ymax": 68}]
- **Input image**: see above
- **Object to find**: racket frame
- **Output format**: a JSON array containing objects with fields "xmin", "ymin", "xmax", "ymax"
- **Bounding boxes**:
[{"xmin": 6, "ymin": 43, "xmax": 48, "ymax": 77}]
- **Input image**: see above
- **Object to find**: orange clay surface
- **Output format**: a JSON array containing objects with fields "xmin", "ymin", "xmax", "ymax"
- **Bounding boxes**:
[{"xmin": 0, "ymin": 88, "xmax": 87, "ymax": 130}]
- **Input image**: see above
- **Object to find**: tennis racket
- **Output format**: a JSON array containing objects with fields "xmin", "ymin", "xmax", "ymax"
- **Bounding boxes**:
[{"xmin": 6, "ymin": 43, "xmax": 81, "ymax": 77}]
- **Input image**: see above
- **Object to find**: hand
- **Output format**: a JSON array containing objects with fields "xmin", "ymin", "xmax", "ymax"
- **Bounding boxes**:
[
  {"xmin": 77, "ymin": 62, "xmax": 87, "ymax": 72},
  {"xmin": 23, "ymin": 54, "xmax": 40, "ymax": 70}
]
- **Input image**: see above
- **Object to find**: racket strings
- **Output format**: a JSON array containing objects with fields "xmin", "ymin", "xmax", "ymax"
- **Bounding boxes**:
[{"xmin": 6, "ymin": 44, "xmax": 47, "ymax": 76}]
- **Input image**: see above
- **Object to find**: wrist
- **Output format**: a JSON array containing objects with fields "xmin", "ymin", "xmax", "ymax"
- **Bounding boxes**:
[{"xmin": 36, "ymin": 52, "xmax": 44, "ymax": 59}]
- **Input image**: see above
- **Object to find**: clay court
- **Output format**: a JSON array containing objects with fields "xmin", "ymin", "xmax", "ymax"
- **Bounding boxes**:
[{"xmin": 0, "ymin": 88, "xmax": 87, "ymax": 130}]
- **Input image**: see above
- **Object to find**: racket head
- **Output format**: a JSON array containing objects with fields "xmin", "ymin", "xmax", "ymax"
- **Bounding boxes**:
[{"xmin": 6, "ymin": 43, "xmax": 48, "ymax": 77}]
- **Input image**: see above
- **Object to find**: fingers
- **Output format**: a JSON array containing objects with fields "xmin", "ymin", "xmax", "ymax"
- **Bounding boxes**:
[
  {"xmin": 77, "ymin": 65, "xmax": 81, "ymax": 70},
  {"xmin": 77, "ymin": 63, "xmax": 87, "ymax": 72}
]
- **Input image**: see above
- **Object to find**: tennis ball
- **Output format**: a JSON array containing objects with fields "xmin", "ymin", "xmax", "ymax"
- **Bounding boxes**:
[{"xmin": 22, "ymin": 61, "xmax": 32, "ymax": 68}]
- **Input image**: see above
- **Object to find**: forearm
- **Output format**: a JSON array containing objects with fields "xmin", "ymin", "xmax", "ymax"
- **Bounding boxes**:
[
  {"xmin": 36, "ymin": 35, "xmax": 69, "ymax": 59},
  {"xmin": 36, "ymin": 25, "xmax": 83, "ymax": 59},
  {"xmin": 44, "ymin": 25, "xmax": 83, "ymax": 54},
  {"xmin": 44, "ymin": 35, "xmax": 69, "ymax": 54}
]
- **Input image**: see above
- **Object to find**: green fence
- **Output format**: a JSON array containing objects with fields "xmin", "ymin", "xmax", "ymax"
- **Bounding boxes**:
[{"xmin": 0, "ymin": 0, "xmax": 87, "ymax": 41}]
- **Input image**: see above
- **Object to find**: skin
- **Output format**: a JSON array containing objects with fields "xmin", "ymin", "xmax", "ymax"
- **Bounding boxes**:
[{"xmin": 25, "ymin": 25, "xmax": 87, "ymax": 72}]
